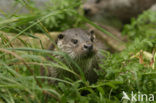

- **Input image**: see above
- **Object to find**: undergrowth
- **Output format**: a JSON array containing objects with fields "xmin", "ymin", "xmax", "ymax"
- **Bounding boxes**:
[{"xmin": 0, "ymin": 0, "xmax": 156, "ymax": 103}]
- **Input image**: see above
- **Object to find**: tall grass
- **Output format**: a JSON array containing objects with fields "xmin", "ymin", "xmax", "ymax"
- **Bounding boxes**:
[{"xmin": 0, "ymin": 0, "xmax": 156, "ymax": 103}]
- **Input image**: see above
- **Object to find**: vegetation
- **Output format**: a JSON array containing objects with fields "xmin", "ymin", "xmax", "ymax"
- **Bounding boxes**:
[{"xmin": 0, "ymin": 0, "xmax": 156, "ymax": 103}]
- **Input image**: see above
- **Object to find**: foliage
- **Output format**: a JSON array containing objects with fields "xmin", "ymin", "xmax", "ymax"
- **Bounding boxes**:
[
  {"xmin": 123, "ymin": 10, "xmax": 156, "ymax": 41},
  {"xmin": 0, "ymin": 0, "xmax": 82, "ymax": 33},
  {"xmin": 0, "ymin": 0, "xmax": 156, "ymax": 103}
]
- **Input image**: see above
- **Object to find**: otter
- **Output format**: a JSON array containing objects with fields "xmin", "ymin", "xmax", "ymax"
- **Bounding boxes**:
[
  {"xmin": 42, "ymin": 28, "xmax": 101, "ymax": 83},
  {"xmin": 83, "ymin": 0, "xmax": 156, "ymax": 23}
]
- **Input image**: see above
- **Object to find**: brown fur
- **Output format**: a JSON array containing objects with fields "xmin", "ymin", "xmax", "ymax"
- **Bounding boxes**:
[
  {"xmin": 41, "ymin": 28, "xmax": 101, "ymax": 83},
  {"xmin": 83, "ymin": 0, "xmax": 156, "ymax": 23}
]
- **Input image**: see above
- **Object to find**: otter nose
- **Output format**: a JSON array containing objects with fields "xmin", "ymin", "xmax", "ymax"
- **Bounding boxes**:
[
  {"xmin": 84, "ymin": 8, "xmax": 91, "ymax": 15},
  {"xmin": 84, "ymin": 44, "xmax": 93, "ymax": 51}
]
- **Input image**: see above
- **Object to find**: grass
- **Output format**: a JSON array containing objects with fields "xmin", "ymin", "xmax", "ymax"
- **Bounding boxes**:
[{"xmin": 0, "ymin": 0, "xmax": 156, "ymax": 103}]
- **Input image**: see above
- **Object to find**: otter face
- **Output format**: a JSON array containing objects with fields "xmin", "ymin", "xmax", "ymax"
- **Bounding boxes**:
[{"xmin": 57, "ymin": 28, "xmax": 97, "ymax": 59}]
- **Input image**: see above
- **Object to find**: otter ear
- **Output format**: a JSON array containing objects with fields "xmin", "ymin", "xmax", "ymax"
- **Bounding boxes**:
[
  {"xmin": 90, "ymin": 30, "xmax": 94, "ymax": 35},
  {"xmin": 89, "ymin": 30, "xmax": 95, "ymax": 42},
  {"xmin": 58, "ymin": 34, "xmax": 64, "ymax": 39}
]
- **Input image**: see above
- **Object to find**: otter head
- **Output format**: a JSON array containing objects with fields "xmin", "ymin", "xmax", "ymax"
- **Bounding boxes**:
[{"xmin": 56, "ymin": 28, "xmax": 97, "ymax": 60}]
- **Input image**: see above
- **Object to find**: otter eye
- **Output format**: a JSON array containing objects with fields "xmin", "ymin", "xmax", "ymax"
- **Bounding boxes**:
[
  {"xmin": 58, "ymin": 34, "xmax": 64, "ymax": 39},
  {"xmin": 71, "ymin": 39, "xmax": 78, "ymax": 44}
]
